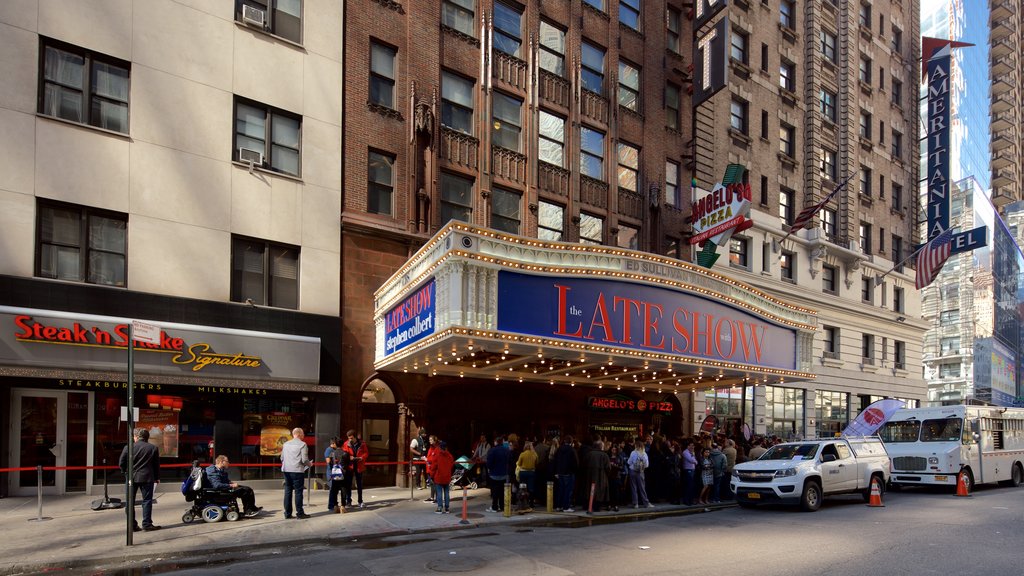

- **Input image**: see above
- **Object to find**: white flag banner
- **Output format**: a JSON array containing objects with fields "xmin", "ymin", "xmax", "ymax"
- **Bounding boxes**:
[{"xmin": 843, "ymin": 399, "xmax": 906, "ymax": 437}]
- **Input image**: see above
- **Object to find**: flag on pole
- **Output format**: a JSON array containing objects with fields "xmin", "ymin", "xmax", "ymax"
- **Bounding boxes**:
[
  {"xmin": 787, "ymin": 173, "xmax": 854, "ymax": 235},
  {"xmin": 915, "ymin": 228, "xmax": 954, "ymax": 289}
]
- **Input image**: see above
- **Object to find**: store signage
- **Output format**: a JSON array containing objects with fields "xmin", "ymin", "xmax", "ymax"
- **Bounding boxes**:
[
  {"xmin": 689, "ymin": 181, "xmax": 753, "ymax": 246},
  {"xmin": 497, "ymin": 271, "xmax": 797, "ymax": 370},
  {"xmin": 923, "ymin": 37, "xmax": 986, "ymax": 256},
  {"xmin": 383, "ymin": 279, "xmax": 435, "ymax": 356},
  {"xmin": 589, "ymin": 395, "xmax": 673, "ymax": 414},
  {"xmin": 55, "ymin": 379, "xmax": 269, "ymax": 396},
  {"xmin": 1, "ymin": 306, "xmax": 320, "ymax": 383},
  {"xmin": 693, "ymin": 0, "xmax": 727, "ymax": 31},
  {"xmin": 693, "ymin": 16, "xmax": 729, "ymax": 107}
]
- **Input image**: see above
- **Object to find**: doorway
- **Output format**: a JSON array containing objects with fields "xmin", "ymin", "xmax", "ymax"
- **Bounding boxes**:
[{"xmin": 8, "ymin": 389, "xmax": 91, "ymax": 496}]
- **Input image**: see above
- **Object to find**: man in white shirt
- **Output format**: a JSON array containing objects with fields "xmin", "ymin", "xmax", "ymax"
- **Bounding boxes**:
[{"xmin": 280, "ymin": 427, "xmax": 310, "ymax": 519}]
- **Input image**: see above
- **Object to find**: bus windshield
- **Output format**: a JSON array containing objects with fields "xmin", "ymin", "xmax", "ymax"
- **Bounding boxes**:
[
  {"xmin": 880, "ymin": 420, "xmax": 920, "ymax": 443},
  {"xmin": 762, "ymin": 444, "xmax": 820, "ymax": 460},
  {"xmin": 921, "ymin": 418, "xmax": 962, "ymax": 442}
]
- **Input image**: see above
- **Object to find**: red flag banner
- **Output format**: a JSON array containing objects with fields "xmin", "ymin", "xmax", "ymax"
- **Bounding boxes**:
[{"xmin": 915, "ymin": 228, "xmax": 954, "ymax": 289}]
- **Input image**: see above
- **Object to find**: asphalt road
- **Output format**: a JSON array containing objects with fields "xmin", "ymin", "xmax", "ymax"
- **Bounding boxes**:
[{"xmin": 129, "ymin": 485, "xmax": 1024, "ymax": 576}]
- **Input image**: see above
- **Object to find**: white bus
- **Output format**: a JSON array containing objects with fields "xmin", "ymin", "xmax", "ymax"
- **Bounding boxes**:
[{"xmin": 880, "ymin": 405, "xmax": 1024, "ymax": 491}]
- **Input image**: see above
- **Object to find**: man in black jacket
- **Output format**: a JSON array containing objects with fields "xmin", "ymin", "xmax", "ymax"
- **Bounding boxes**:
[{"xmin": 119, "ymin": 428, "xmax": 161, "ymax": 531}]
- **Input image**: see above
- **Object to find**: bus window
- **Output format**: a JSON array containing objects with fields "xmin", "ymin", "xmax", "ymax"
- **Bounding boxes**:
[
  {"xmin": 880, "ymin": 420, "xmax": 920, "ymax": 442},
  {"xmin": 921, "ymin": 418, "xmax": 961, "ymax": 442}
]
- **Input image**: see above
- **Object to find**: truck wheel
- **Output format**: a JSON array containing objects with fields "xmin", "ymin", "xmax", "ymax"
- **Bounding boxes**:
[
  {"xmin": 1001, "ymin": 463, "xmax": 1022, "ymax": 488},
  {"xmin": 862, "ymin": 475, "xmax": 884, "ymax": 502},
  {"xmin": 800, "ymin": 480, "xmax": 822, "ymax": 512}
]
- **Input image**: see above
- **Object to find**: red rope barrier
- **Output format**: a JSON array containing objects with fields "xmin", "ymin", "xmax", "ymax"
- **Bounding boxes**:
[{"xmin": 0, "ymin": 460, "xmax": 419, "ymax": 473}]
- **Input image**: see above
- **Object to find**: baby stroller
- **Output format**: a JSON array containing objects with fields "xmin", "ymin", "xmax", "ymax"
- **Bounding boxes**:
[
  {"xmin": 450, "ymin": 456, "xmax": 477, "ymax": 490},
  {"xmin": 181, "ymin": 461, "xmax": 242, "ymax": 523}
]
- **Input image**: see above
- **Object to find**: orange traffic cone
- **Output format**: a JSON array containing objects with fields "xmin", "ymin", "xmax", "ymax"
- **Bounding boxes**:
[
  {"xmin": 867, "ymin": 477, "xmax": 884, "ymax": 507},
  {"xmin": 956, "ymin": 470, "xmax": 971, "ymax": 497}
]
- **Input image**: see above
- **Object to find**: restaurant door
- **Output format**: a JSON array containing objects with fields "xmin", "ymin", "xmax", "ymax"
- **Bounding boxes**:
[{"xmin": 9, "ymin": 389, "xmax": 67, "ymax": 495}]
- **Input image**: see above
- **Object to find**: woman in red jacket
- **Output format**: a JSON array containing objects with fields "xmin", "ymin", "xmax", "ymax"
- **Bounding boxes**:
[
  {"xmin": 423, "ymin": 435, "xmax": 440, "ymax": 503},
  {"xmin": 341, "ymin": 429, "xmax": 370, "ymax": 508},
  {"xmin": 429, "ymin": 441, "xmax": 455, "ymax": 513}
]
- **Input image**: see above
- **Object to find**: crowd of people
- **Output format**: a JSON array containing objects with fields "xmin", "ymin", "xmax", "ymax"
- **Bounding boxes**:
[{"xmin": 409, "ymin": 428, "xmax": 786, "ymax": 513}]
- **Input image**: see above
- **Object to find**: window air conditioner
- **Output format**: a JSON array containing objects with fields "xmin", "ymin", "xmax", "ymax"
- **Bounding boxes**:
[
  {"xmin": 238, "ymin": 148, "xmax": 264, "ymax": 166},
  {"xmin": 242, "ymin": 5, "xmax": 266, "ymax": 28}
]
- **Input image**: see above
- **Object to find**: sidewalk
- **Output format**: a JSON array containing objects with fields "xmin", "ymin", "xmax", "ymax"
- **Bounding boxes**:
[{"xmin": 0, "ymin": 485, "xmax": 730, "ymax": 575}]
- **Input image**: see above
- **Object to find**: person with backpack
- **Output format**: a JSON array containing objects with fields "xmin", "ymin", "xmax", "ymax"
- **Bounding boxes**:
[
  {"xmin": 342, "ymin": 429, "xmax": 369, "ymax": 508},
  {"xmin": 326, "ymin": 436, "xmax": 351, "ymax": 513},
  {"xmin": 626, "ymin": 439, "xmax": 653, "ymax": 509},
  {"xmin": 709, "ymin": 444, "xmax": 727, "ymax": 504}
]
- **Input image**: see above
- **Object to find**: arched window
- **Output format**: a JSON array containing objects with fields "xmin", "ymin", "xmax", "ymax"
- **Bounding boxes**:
[{"xmin": 362, "ymin": 379, "xmax": 395, "ymax": 403}]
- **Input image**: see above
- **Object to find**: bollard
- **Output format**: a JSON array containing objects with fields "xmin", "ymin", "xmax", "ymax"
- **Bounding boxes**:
[
  {"xmin": 546, "ymin": 481, "xmax": 554, "ymax": 513},
  {"xmin": 27, "ymin": 465, "xmax": 52, "ymax": 522},
  {"xmin": 504, "ymin": 482, "xmax": 512, "ymax": 517},
  {"xmin": 459, "ymin": 485, "xmax": 470, "ymax": 525},
  {"xmin": 409, "ymin": 465, "xmax": 415, "ymax": 500},
  {"xmin": 306, "ymin": 467, "xmax": 314, "ymax": 507}
]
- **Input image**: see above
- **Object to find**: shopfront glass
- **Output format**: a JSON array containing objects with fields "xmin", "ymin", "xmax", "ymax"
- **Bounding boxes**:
[
  {"xmin": 815, "ymin": 390, "xmax": 848, "ymax": 438},
  {"xmin": 705, "ymin": 387, "xmax": 745, "ymax": 438},
  {"xmin": 765, "ymin": 385, "xmax": 804, "ymax": 440}
]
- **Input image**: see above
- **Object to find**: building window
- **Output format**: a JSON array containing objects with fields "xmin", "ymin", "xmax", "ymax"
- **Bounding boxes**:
[
  {"xmin": 619, "ymin": 0, "xmax": 640, "ymax": 30},
  {"xmin": 538, "ymin": 201, "xmax": 564, "ymax": 241},
  {"xmin": 859, "ymin": 57, "xmax": 872, "ymax": 84},
  {"xmin": 618, "ymin": 61, "xmax": 641, "ymax": 111},
  {"xmin": 859, "ymin": 222, "xmax": 872, "ymax": 253},
  {"xmin": 538, "ymin": 110, "xmax": 565, "ymax": 167},
  {"xmin": 893, "ymin": 286, "xmax": 904, "ymax": 313},
  {"xmin": 665, "ymin": 160, "xmax": 680, "ymax": 207},
  {"xmin": 860, "ymin": 166, "xmax": 872, "ymax": 196},
  {"xmin": 940, "ymin": 336, "xmax": 960, "ymax": 356},
  {"xmin": 892, "ymin": 234, "xmax": 903, "ymax": 270},
  {"xmin": 891, "ymin": 26, "xmax": 902, "ymax": 51},
  {"xmin": 617, "ymin": 142, "xmax": 639, "ymax": 192},
  {"xmin": 780, "ymin": 0, "xmax": 795, "ymax": 28},
  {"xmin": 892, "ymin": 78, "xmax": 903, "ymax": 107},
  {"xmin": 367, "ymin": 151, "xmax": 394, "ymax": 215},
  {"xmin": 939, "ymin": 363, "xmax": 961, "ymax": 379},
  {"xmin": 859, "ymin": 110, "xmax": 872, "ymax": 139},
  {"xmin": 859, "ymin": 3, "xmax": 871, "ymax": 28},
  {"xmin": 892, "ymin": 130, "xmax": 903, "ymax": 159},
  {"xmin": 764, "ymin": 385, "xmax": 805, "ymax": 440},
  {"xmin": 779, "ymin": 188, "xmax": 794, "ymax": 225},
  {"xmin": 667, "ymin": 8, "xmax": 681, "ymax": 53},
  {"xmin": 441, "ymin": 71, "xmax": 474, "ymax": 134},
  {"xmin": 779, "ymin": 124, "xmax": 795, "ymax": 157},
  {"xmin": 538, "ymin": 21, "xmax": 566, "ymax": 76},
  {"xmin": 583, "ymin": 0, "xmax": 604, "ymax": 10},
  {"xmin": 892, "ymin": 183, "xmax": 903, "ymax": 211},
  {"xmin": 820, "ymin": 89, "xmax": 836, "ymax": 123},
  {"xmin": 730, "ymin": 98, "xmax": 748, "ymax": 134},
  {"xmin": 894, "ymin": 341, "xmax": 906, "ymax": 369},
  {"xmin": 822, "ymin": 264, "xmax": 838, "ymax": 294},
  {"xmin": 761, "ymin": 109, "xmax": 769, "ymax": 139},
  {"xmin": 666, "ymin": 83, "xmax": 680, "ymax": 131},
  {"xmin": 493, "ymin": 1, "xmax": 523, "ymax": 57},
  {"xmin": 781, "ymin": 251, "xmax": 795, "ymax": 282},
  {"xmin": 369, "ymin": 41, "xmax": 396, "ymax": 109},
  {"xmin": 440, "ymin": 172, "xmax": 473, "ymax": 224},
  {"xmin": 731, "ymin": 30, "xmax": 748, "ymax": 64},
  {"xmin": 580, "ymin": 126, "xmax": 605, "ymax": 180},
  {"xmin": 879, "ymin": 227, "xmax": 886, "ymax": 252},
  {"xmin": 760, "ymin": 175, "xmax": 769, "ymax": 205},
  {"xmin": 618, "ymin": 225, "xmax": 639, "ymax": 250},
  {"xmin": 492, "ymin": 91, "xmax": 522, "ymax": 152},
  {"xmin": 729, "ymin": 237, "xmax": 749, "ymax": 268},
  {"xmin": 236, "ymin": 0, "xmax": 302, "ymax": 43},
  {"xmin": 581, "ymin": 41, "xmax": 606, "ymax": 94},
  {"xmin": 939, "ymin": 309, "xmax": 960, "ymax": 324},
  {"xmin": 779, "ymin": 60, "xmax": 795, "ymax": 92},
  {"xmin": 37, "ymin": 200, "xmax": 127, "ymax": 287},
  {"xmin": 820, "ymin": 149, "xmax": 837, "ymax": 182},
  {"xmin": 579, "ymin": 213, "xmax": 604, "ymax": 244},
  {"xmin": 39, "ymin": 38, "xmax": 130, "ymax": 133},
  {"xmin": 822, "ymin": 208, "xmax": 836, "ymax": 241},
  {"xmin": 942, "ymin": 284, "xmax": 959, "ymax": 300},
  {"xmin": 234, "ymin": 98, "xmax": 301, "ymax": 176},
  {"xmin": 442, "ymin": 0, "xmax": 475, "ymax": 37},
  {"xmin": 761, "ymin": 43, "xmax": 769, "ymax": 72},
  {"xmin": 861, "ymin": 277, "xmax": 874, "ymax": 304},
  {"xmin": 491, "ymin": 187, "xmax": 521, "ymax": 234},
  {"xmin": 862, "ymin": 333, "xmax": 874, "ymax": 360},
  {"xmin": 816, "ymin": 389, "xmax": 849, "ymax": 436},
  {"xmin": 821, "ymin": 30, "xmax": 837, "ymax": 63},
  {"xmin": 231, "ymin": 236, "xmax": 299, "ymax": 309},
  {"xmin": 823, "ymin": 326, "xmax": 839, "ymax": 355}
]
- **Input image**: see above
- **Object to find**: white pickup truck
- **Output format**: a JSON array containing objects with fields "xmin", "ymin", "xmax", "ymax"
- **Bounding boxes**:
[{"xmin": 730, "ymin": 437, "xmax": 890, "ymax": 511}]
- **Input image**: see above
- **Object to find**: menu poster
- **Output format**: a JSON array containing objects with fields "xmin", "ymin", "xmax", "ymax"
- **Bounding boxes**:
[
  {"xmin": 260, "ymin": 412, "xmax": 295, "ymax": 457},
  {"xmin": 138, "ymin": 408, "xmax": 180, "ymax": 458}
]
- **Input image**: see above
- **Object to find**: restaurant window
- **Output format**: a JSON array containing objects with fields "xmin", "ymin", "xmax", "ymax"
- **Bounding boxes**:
[
  {"xmin": 765, "ymin": 385, "xmax": 805, "ymax": 440},
  {"xmin": 39, "ymin": 37, "xmax": 130, "ymax": 133},
  {"xmin": 37, "ymin": 200, "xmax": 127, "ymax": 287},
  {"xmin": 816, "ymin": 390, "xmax": 848, "ymax": 437},
  {"xmin": 231, "ymin": 236, "xmax": 299, "ymax": 309}
]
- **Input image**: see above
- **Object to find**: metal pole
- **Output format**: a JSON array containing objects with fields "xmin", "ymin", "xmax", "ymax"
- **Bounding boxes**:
[
  {"xmin": 26, "ymin": 465, "xmax": 52, "ymax": 522},
  {"xmin": 306, "ymin": 466, "xmax": 313, "ymax": 507},
  {"xmin": 459, "ymin": 484, "xmax": 469, "ymax": 525},
  {"xmin": 126, "ymin": 322, "xmax": 135, "ymax": 546}
]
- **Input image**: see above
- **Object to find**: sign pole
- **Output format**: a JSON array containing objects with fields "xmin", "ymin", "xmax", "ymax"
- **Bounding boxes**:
[{"xmin": 126, "ymin": 322, "xmax": 135, "ymax": 546}]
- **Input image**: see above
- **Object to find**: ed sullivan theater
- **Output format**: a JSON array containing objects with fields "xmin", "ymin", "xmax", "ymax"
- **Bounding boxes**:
[
  {"xmin": 372, "ymin": 223, "xmax": 818, "ymax": 470},
  {"xmin": 0, "ymin": 278, "xmax": 341, "ymax": 497}
]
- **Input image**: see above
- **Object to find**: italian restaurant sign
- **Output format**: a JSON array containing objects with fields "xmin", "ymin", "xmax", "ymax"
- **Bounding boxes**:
[
  {"xmin": 589, "ymin": 395, "xmax": 674, "ymax": 414},
  {"xmin": 497, "ymin": 271, "xmax": 796, "ymax": 370},
  {"xmin": 0, "ymin": 306, "xmax": 320, "ymax": 383}
]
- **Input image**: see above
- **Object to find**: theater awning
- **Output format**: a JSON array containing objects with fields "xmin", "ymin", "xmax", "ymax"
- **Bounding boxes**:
[{"xmin": 373, "ymin": 223, "xmax": 817, "ymax": 393}]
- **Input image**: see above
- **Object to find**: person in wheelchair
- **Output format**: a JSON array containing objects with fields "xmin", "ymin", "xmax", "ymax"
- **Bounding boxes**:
[{"xmin": 206, "ymin": 455, "xmax": 262, "ymax": 518}]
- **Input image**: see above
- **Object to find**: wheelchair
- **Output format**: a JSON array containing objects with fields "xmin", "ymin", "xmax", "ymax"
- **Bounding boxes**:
[{"xmin": 181, "ymin": 461, "xmax": 242, "ymax": 523}]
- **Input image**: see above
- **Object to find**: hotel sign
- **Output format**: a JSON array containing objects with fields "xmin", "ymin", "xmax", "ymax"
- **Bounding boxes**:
[
  {"xmin": 497, "ymin": 271, "xmax": 797, "ymax": 370},
  {"xmin": 0, "ymin": 306, "xmax": 320, "ymax": 383}
]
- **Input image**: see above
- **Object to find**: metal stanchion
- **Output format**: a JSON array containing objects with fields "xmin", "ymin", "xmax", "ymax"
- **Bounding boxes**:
[
  {"xmin": 459, "ymin": 485, "xmax": 470, "ymax": 525},
  {"xmin": 503, "ymin": 482, "xmax": 512, "ymax": 517},
  {"xmin": 409, "ymin": 462, "xmax": 415, "ymax": 501},
  {"xmin": 306, "ymin": 466, "xmax": 315, "ymax": 507},
  {"xmin": 546, "ymin": 481, "xmax": 554, "ymax": 513},
  {"xmin": 28, "ymin": 466, "xmax": 52, "ymax": 522}
]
